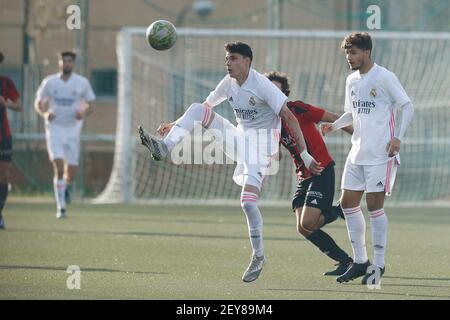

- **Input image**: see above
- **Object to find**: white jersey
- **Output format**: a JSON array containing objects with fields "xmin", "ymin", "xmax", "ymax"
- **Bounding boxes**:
[
  {"xmin": 344, "ymin": 63, "xmax": 410, "ymax": 165},
  {"xmin": 36, "ymin": 72, "xmax": 96, "ymax": 137},
  {"xmin": 206, "ymin": 68, "xmax": 287, "ymax": 132}
]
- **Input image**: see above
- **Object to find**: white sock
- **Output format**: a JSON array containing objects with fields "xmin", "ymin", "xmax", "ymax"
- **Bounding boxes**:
[
  {"xmin": 163, "ymin": 103, "xmax": 212, "ymax": 151},
  {"xmin": 53, "ymin": 178, "xmax": 66, "ymax": 211},
  {"xmin": 240, "ymin": 192, "xmax": 264, "ymax": 257},
  {"xmin": 369, "ymin": 208, "xmax": 388, "ymax": 268},
  {"xmin": 343, "ymin": 206, "xmax": 368, "ymax": 263}
]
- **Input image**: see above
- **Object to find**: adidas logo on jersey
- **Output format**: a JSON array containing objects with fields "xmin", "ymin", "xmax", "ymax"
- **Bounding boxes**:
[
  {"xmin": 310, "ymin": 199, "xmax": 318, "ymax": 205},
  {"xmin": 376, "ymin": 181, "xmax": 384, "ymax": 187}
]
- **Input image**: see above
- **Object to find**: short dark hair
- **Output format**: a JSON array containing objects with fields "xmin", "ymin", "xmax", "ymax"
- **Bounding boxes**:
[
  {"xmin": 224, "ymin": 42, "xmax": 253, "ymax": 61},
  {"xmin": 341, "ymin": 32, "xmax": 372, "ymax": 52},
  {"xmin": 0, "ymin": 51, "xmax": 4, "ymax": 64},
  {"xmin": 59, "ymin": 51, "xmax": 77, "ymax": 60},
  {"xmin": 265, "ymin": 71, "xmax": 290, "ymax": 97}
]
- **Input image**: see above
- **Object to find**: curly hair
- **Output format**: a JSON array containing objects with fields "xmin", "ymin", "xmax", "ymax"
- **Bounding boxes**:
[
  {"xmin": 264, "ymin": 71, "xmax": 291, "ymax": 97},
  {"xmin": 341, "ymin": 32, "xmax": 372, "ymax": 52}
]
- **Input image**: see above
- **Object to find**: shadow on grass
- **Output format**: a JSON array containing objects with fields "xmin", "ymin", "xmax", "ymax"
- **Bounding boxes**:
[
  {"xmin": 264, "ymin": 287, "xmax": 450, "ymax": 299},
  {"xmin": 7, "ymin": 227, "xmax": 304, "ymax": 242},
  {"xmin": 0, "ymin": 264, "xmax": 168, "ymax": 275},
  {"xmin": 383, "ymin": 275, "xmax": 450, "ymax": 281}
]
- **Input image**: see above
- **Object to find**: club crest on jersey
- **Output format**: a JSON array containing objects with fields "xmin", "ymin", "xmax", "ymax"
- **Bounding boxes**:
[
  {"xmin": 370, "ymin": 88, "xmax": 377, "ymax": 97},
  {"xmin": 249, "ymin": 96, "xmax": 256, "ymax": 106}
]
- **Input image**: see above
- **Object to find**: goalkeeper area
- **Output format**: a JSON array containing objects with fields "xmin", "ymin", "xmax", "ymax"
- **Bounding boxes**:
[{"xmin": 1, "ymin": 200, "xmax": 450, "ymax": 300}]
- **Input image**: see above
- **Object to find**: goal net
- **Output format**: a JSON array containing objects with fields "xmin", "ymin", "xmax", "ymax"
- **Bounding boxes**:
[{"xmin": 96, "ymin": 28, "xmax": 450, "ymax": 205}]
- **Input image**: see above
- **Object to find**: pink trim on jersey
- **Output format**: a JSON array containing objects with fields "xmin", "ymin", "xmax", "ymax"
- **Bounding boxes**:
[
  {"xmin": 369, "ymin": 208, "xmax": 385, "ymax": 218},
  {"xmin": 202, "ymin": 106, "xmax": 212, "ymax": 127},
  {"xmin": 385, "ymin": 109, "xmax": 395, "ymax": 193},
  {"xmin": 343, "ymin": 207, "xmax": 361, "ymax": 216},
  {"xmin": 273, "ymin": 129, "xmax": 281, "ymax": 143},
  {"xmin": 385, "ymin": 159, "xmax": 393, "ymax": 194}
]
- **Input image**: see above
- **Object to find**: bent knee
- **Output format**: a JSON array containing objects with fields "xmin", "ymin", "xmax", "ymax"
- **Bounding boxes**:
[
  {"xmin": 300, "ymin": 219, "xmax": 317, "ymax": 233},
  {"xmin": 297, "ymin": 224, "xmax": 312, "ymax": 237}
]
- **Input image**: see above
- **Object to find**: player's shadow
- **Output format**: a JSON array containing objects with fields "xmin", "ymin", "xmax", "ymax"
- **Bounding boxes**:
[
  {"xmin": 383, "ymin": 275, "xmax": 450, "ymax": 282},
  {"xmin": 264, "ymin": 287, "xmax": 450, "ymax": 299},
  {"xmin": 88, "ymin": 215, "xmax": 297, "ymax": 228},
  {"xmin": 8, "ymin": 227, "xmax": 305, "ymax": 242},
  {"xmin": 0, "ymin": 264, "xmax": 168, "ymax": 275}
]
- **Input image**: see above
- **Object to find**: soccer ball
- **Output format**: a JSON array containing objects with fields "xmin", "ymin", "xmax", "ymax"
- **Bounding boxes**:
[{"xmin": 146, "ymin": 20, "xmax": 177, "ymax": 51}]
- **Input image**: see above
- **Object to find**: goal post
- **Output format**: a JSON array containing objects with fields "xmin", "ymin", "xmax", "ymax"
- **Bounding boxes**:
[{"xmin": 95, "ymin": 28, "xmax": 450, "ymax": 205}]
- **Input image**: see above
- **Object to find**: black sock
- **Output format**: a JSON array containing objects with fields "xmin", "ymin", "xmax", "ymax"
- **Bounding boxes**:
[
  {"xmin": 0, "ymin": 184, "xmax": 8, "ymax": 215},
  {"xmin": 306, "ymin": 229, "xmax": 352, "ymax": 263}
]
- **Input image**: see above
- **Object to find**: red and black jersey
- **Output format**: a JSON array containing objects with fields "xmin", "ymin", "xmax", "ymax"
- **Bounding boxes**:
[
  {"xmin": 0, "ymin": 76, "xmax": 20, "ymax": 142},
  {"xmin": 281, "ymin": 100, "xmax": 334, "ymax": 180}
]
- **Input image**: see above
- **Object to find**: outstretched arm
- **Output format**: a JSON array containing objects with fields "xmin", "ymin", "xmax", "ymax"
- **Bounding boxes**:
[
  {"xmin": 321, "ymin": 112, "xmax": 353, "ymax": 136},
  {"xmin": 321, "ymin": 111, "xmax": 353, "ymax": 135},
  {"xmin": 279, "ymin": 103, "xmax": 324, "ymax": 175}
]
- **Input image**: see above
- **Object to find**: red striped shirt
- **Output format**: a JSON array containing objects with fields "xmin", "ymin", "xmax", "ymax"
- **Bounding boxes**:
[
  {"xmin": 281, "ymin": 100, "xmax": 334, "ymax": 179},
  {"xmin": 0, "ymin": 76, "xmax": 20, "ymax": 142}
]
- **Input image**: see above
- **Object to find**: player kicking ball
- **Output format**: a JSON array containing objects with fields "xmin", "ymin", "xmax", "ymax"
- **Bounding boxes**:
[
  {"xmin": 321, "ymin": 32, "xmax": 414, "ymax": 285},
  {"xmin": 139, "ymin": 42, "xmax": 322, "ymax": 282},
  {"xmin": 266, "ymin": 71, "xmax": 354, "ymax": 276}
]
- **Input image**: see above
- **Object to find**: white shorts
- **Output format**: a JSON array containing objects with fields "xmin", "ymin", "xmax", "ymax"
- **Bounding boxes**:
[
  {"xmin": 208, "ymin": 113, "xmax": 280, "ymax": 190},
  {"xmin": 341, "ymin": 156, "xmax": 399, "ymax": 195},
  {"xmin": 46, "ymin": 134, "xmax": 80, "ymax": 166}
]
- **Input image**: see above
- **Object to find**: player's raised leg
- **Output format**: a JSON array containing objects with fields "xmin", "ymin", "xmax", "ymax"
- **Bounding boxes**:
[{"xmin": 139, "ymin": 102, "xmax": 235, "ymax": 161}]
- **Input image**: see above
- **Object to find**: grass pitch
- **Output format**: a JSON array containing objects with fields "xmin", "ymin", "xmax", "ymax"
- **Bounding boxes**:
[{"xmin": 1, "ymin": 200, "xmax": 450, "ymax": 300}]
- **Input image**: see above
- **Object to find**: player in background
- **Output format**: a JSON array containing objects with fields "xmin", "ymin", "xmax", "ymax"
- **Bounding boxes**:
[
  {"xmin": 266, "ymin": 71, "xmax": 353, "ymax": 276},
  {"xmin": 139, "ymin": 42, "xmax": 323, "ymax": 282},
  {"xmin": 321, "ymin": 32, "xmax": 414, "ymax": 285},
  {"xmin": 0, "ymin": 51, "xmax": 22, "ymax": 229},
  {"xmin": 35, "ymin": 51, "xmax": 95, "ymax": 219}
]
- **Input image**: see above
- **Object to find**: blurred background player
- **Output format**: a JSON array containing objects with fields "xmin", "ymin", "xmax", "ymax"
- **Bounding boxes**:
[
  {"xmin": 34, "ymin": 51, "xmax": 96, "ymax": 219},
  {"xmin": 139, "ymin": 42, "xmax": 323, "ymax": 282},
  {"xmin": 266, "ymin": 71, "xmax": 353, "ymax": 276},
  {"xmin": 0, "ymin": 51, "xmax": 22, "ymax": 229},
  {"xmin": 322, "ymin": 32, "xmax": 414, "ymax": 285}
]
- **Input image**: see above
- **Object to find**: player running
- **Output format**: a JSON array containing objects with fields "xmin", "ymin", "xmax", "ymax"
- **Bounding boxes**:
[
  {"xmin": 139, "ymin": 42, "xmax": 322, "ymax": 282},
  {"xmin": 321, "ymin": 32, "xmax": 414, "ymax": 285},
  {"xmin": 266, "ymin": 71, "xmax": 353, "ymax": 276},
  {"xmin": 35, "ymin": 51, "xmax": 96, "ymax": 219}
]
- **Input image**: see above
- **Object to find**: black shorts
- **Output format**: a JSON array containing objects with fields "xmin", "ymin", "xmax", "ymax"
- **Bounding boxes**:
[
  {"xmin": 0, "ymin": 136, "xmax": 12, "ymax": 162},
  {"xmin": 292, "ymin": 163, "xmax": 335, "ymax": 215}
]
